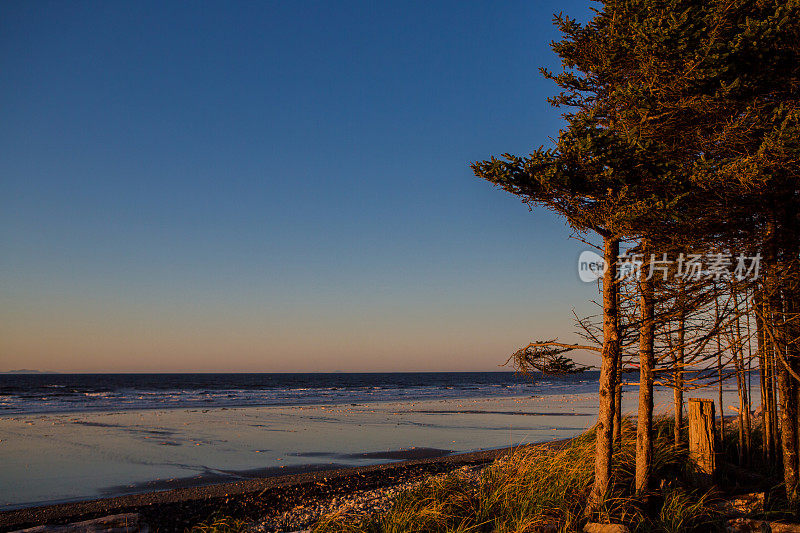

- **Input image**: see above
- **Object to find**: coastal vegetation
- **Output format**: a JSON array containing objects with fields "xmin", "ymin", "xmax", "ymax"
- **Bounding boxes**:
[
  {"xmin": 188, "ymin": 415, "xmax": 789, "ymax": 532},
  {"xmin": 472, "ymin": 0, "xmax": 799, "ymax": 517},
  {"xmin": 311, "ymin": 418, "xmax": 768, "ymax": 533},
  {"xmin": 506, "ymin": 342, "xmax": 593, "ymax": 375}
]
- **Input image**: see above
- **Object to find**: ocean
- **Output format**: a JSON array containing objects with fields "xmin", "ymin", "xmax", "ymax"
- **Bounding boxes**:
[
  {"xmin": 0, "ymin": 371, "xmax": 602, "ymax": 415},
  {"xmin": 0, "ymin": 372, "xmax": 740, "ymax": 509}
]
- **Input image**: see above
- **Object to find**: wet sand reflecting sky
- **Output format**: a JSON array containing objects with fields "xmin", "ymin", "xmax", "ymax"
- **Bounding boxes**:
[{"xmin": 0, "ymin": 386, "xmax": 746, "ymax": 510}]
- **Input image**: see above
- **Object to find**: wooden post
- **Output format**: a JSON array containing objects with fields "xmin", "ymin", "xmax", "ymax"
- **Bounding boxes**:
[{"xmin": 688, "ymin": 398, "xmax": 716, "ymax": 488}]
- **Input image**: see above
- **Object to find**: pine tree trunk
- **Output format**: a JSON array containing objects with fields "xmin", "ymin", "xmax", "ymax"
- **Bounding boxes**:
[
  {"xmin": 735, "ymin": 347, "xmax": 746, "ymax": 464},
  {"xmin": 635, "ymin": 254, "xmax": 655, "ymax": 494},
  {"xmin": 762, "ymin": 286, "xmax": 780, "ymax": 463},
  {"xmin": 766, "ymin": 217, "xmax": 799, "ymax": 503},
  {"xmin": 588, "ymin": 235, "xmax": 620, "ymax": 514},
  {"xmin": 718, "ymin": 355, "xmax": 725, "ymax": 441},
  {"xmin": 778, "ymin": 287, "xmax": 800, "ymax": 501},
  {"xmin": 785, "ymin": 199, "xmax": 800, "ymax": 487},
  {"xmin": 674, "ymin": 284, "xmax": 686, "ymax": 446},
  {"xmin": 785, "ymin": 260, "xmax": 800, "ymax": 498},
  {"xmin": 768, "ymin": 320, "xmax": 780, "ymax": 463},
  {"xmin": 744, "ymin": 291, "xmax": 753, "ymax": 457},
  {"xmin": 743, "ymin": 348, "xmax": 752, "ymax": 461},
  {"xmin": 614, "ymin": 368, "xmax": 623, "ymax": 442},
  {"xmin": 776, "ymin": 352, "xmax": 798, "ymax": 501},
  {"xmin": 673, "ymin": 378, "xmax": 684, "ymax": 445},
  {"xmin": 732, "ymin": 286, "xmax": 752, "ymax": 463},
  {"xmin": 715, "ymin": 285, "xmax": 726, "ymax": 442},
  {"xmin": 756, "ymin": 291, "xmax": 772, "ymax": 462}
]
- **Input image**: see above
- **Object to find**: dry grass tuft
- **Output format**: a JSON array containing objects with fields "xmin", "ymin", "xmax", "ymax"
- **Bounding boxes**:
[
  {"xmin": 314, "ymin": 417, "xmax": 724, "ymax": 533},
  {"xmin": 188, "ymin": 515, "xmax": 251, "ymax": 533}
]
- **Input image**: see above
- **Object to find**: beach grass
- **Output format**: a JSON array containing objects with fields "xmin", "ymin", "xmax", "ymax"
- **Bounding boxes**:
[
  {"xmin": 188, "ymin": 515, "xmax": 251, "ymax": 533},
  {"xmin": 312, "ymin": 417, "xmax": 724, "ymax": 533},
  {"xmin": 188, "ymin": 416, "xmax": 785, "ymax": 532}
]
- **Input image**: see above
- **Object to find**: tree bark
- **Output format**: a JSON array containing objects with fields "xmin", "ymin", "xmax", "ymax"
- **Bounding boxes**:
[
  {"xmin": 767, "ymin": 311, "xmax": 780, "ymax": 463},
  {"xmin": 761, "ymin": 287, "xmax": 780, "ymax": 463},
  {"xmin": 734, "ymin": 340, "xmax": 747, "ymax": 464},
  {"xmin": 635, "ymin": 252, "xmax": 655, "ymax": 494},
  {"xmin": 614, "ymin": 366, "xmax": 623, "ymax": 442},
  {"xmin": 744, "ymin": 291, "xmax": 753, "ymax": 457},
  {"xmin": 731, "ymin": 285, "xmax": 751, "ymax": 463},
  {"xmin": 674, "ymin": 282, "xmax": 686, "ymax": 446},
  {"xmin": 781, "ymin": 254, "xmax": 800, "ymax": 494},
  {"xmin": 755, "ymin": 290, "xmax": 772, "ymax": 462},
  {"xmin": 766, "ymin": 217, "xmax": 799, "ymax": 503},
  {"xmin": 714, "ymin": 284, "xmax": 726, "ymax": 442},
  {"xmin": 776, "ymin": 345, "xmax": 798, "ymax": 501},
  {"xmin": 688, "ymin": 398, "xmax": 717, "ymax": 489},
  {"xmin": 588, "ymin": 235, "xmax": 620, "ymax": 514}
]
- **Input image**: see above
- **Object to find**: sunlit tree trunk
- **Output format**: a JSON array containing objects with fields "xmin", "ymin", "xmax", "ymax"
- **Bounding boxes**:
[
  {"xmin": 779, "ymin": 276, "xmax": 800, "ymax": 501},
  {"xmin": 734, "ymin": 336, "xmax": 747, "ymax": 464},
  {"xmin": 635, "ymin": 250, "xmax": 655, "ymax": 494},
  {"xmin": 766, "ymin": 217, "xmax": 799, "ymax": 503},
  {"xmin": 714, "ymin": 284, "xmax": 726, "ymax": 442},
  {"xmin": 674, "ymin": 282, "xmax": 686, "ymax": 446},
  {"xmin": 744, "ymin": 291, "xmax": 753, "ymax": 455},
  {"xmin": 768, "ymin": 313, "xmax": 780, "ymax": 463},
  {"xmin": 740, "ymin": 289, "xmax": 753, "ymax": 460},
  {"xmin": 775, "ymin": 329, "xmax": 798, "ymax": 501},
  {"xmin": 588, "ymin": 235, "xmax": 620, "ymax": 514},
  {"xmin": 760, "ymin": 286, "xmax": 780, "ymax": 462},
  {"xmin": 756, "ymin": 291, "xmax": 772, "ymax": 462},
  {"xmin": 614, "ymin": 362, "xmax": 623, "ymax": 442},
  {"xmin": 730, "ymin": 285, "xmax": 749, "ymax": 463}
]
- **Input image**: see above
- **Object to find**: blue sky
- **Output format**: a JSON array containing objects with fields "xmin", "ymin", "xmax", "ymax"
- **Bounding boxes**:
[{"xmin": 0, "ymin": 0, "xmax": 600, "ymax": 372}]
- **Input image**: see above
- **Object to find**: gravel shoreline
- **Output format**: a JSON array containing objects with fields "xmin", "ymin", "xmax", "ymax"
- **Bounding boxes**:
[
  {"xmin": 1, "ymin": 443, "xmax": 572, "ymax": 532},
  {"xmin": 247, "ymin": 464, "xmax": 485, "ymax": 532}
]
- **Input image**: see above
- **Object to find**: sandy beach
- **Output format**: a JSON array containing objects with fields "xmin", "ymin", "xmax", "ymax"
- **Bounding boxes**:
[
  {"xmin": 0, "ymin": 440, "xmax": 542, "ymax": 531},
  {"xmin": 0, "ymin": 382, "xmax": 747, "ymax": 514},
  {"xmin": 0, "ymin": 393, "xmax": 601, "ymax": 511}
]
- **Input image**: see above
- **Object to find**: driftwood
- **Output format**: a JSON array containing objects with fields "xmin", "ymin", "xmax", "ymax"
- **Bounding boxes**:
[
  {"xmin": 11, "ymin": 514, "xmax": 147, "ymax": 533},
  {"xmin": 688, "ymin": 398, "xmax": 717, "ymax": 488}
]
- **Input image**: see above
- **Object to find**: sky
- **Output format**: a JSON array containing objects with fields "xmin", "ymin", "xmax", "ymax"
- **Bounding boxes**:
[{"xmin": 0, "ymin": 0, "xmax": 601, "ymax": 373}]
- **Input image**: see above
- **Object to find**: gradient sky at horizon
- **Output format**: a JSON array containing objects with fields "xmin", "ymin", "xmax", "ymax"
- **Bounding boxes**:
[{"xmin": 0, "ymin": 0, "xmax": 602, "ymax": 372}]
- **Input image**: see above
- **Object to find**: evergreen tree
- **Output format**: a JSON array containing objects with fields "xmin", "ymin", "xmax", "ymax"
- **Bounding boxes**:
[{"xmin": 474, "ymin": 0, "xmax": 800, "ymax": 507}]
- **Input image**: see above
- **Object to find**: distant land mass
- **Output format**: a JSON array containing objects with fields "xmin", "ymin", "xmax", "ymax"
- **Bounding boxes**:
[{"xmin": 1, "ymin": 369, "xmax": 60, "ymax": 374}]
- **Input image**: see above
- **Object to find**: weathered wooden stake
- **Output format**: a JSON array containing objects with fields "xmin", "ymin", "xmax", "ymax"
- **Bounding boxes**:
[{"xmin": 688, "ymin": 398, "xmax": 717, "ymax": 488}]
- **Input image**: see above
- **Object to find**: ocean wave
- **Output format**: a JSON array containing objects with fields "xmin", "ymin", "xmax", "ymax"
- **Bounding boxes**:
[{"xmin": 0, "ymin": 372, "xmax": 602, "ymax": 416}]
